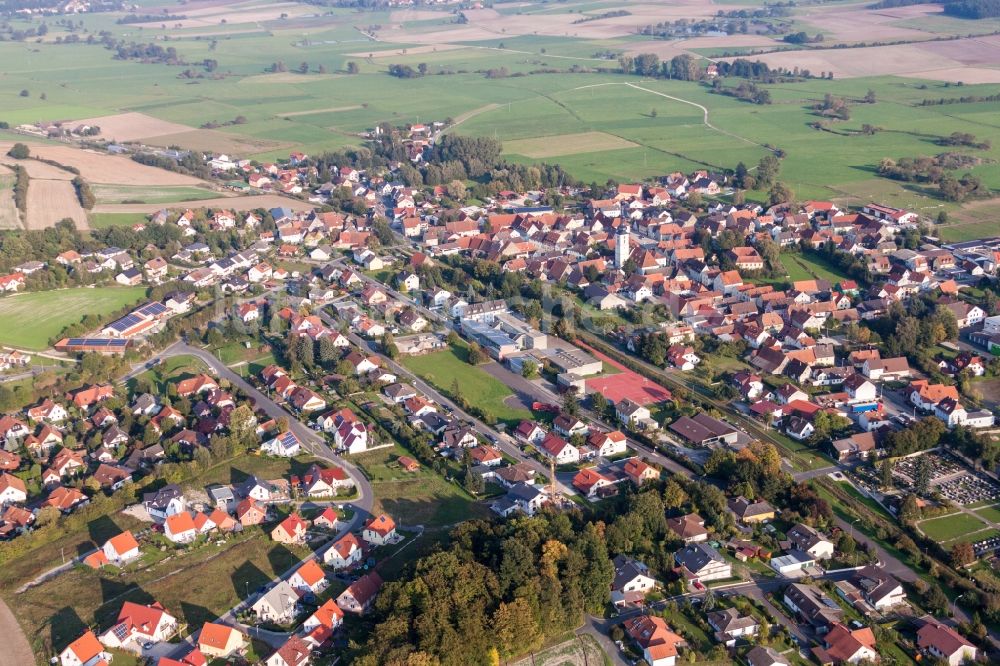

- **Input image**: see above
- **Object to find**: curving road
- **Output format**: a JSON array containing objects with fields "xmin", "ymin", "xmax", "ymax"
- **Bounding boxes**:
[{"xmin": 142, "ymin": 340, "xmax": 375, "ymax": 660}]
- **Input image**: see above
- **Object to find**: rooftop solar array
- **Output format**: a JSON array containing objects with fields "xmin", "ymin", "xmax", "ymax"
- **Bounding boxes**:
[
  {"xmin": 135, "ymin": 301, "xmax": 167, "ymax": 317},
  {"xmin": 107, "ymin": 313, "xmax": 145, "ymax": 333},
  {"xmin": 281, "ymin": 432, "xmax": 299, "ymax": 446},
  {"xmin": 64, "ymin": 338, "xmax": 129, "ymax": 347}
]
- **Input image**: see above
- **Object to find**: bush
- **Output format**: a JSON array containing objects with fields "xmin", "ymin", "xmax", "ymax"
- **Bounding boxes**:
[{"xmin": 7, "ymin": 143, "xmax": 30, "ymax": 159}]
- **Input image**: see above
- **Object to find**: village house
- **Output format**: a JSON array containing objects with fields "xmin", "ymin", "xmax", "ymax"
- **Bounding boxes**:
[
  {"xmin": 363, "ymin": 513, "xmax": 397, "ymax": 546},
  {"xmin": 324, "ymin": 532, "xmax": 363, "ymax": 569},
  {"xmin": 271, "ymin": 513, "xmax": 308, "ymax": 545},
  {"xmin": 623, "ymin": 614, "xmax": 686, "ymax": 666},
  {"xmin": 288, "ymin": 559, "xmax": 328, "ymax": 597},
  {"xmin": 337, "ymin": 571, "xmax": 383, "ymax": 615},
  {"xmin": 611, "ymin": 554, "xmax": 659, "ymax": 607},
  {"xmin": 916, "ymin": 616, "xmax": 978, "ymax": 666},
  {"xmin": 666, "ymin": 513, "xmax": 709, "ymax": 543},
  {"xmin": 96, "ymin": 531, "xmax": 141, "ymax": 567},
  {"xmin": 251, "ymin": 580, "xmax": 300, "ymax": 625},
  {"xmin": 198, "ymin": 622, "xmax": 246, "ymax": 660},
  {"xmin": 674, "ymin": 542, "xmax": 732, "ymax": 585},
  {"xmin": 98, "ymin": 601, "xmax": 178, "ymax": 650}
]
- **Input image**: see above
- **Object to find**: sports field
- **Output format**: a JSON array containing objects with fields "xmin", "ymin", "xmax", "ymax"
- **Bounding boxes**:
[
  {"xmin": 402, "ymin": 345, "xmax": 532, "ymax": 424},
  {"xmin": 919, "ymin": 512, "xmax": 988, "ymax": 543},
  {"xmin": 0, "ymin": 287, "xmax": 147, "ymax": 350}
]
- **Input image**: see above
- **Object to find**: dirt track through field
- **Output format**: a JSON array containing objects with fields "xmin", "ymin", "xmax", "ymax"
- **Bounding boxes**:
[
  {"xmin": 0, "ymin": 599, "xmax": 33, "ymax": 666},
  {"xmin": 572, "ymin": 81, "xmax": 777, "ymax": 152}
]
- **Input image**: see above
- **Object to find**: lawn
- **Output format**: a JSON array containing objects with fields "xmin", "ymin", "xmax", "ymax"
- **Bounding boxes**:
[
  {"xmin": 974, "ymin": 505, "xmax": 1000, "ymax": 524},
  {"xmin": 937, "ymin": 220, "xmax": 1000, "ymax": 242},
  {"xmin": 88, "ymin": 212, "xmax": 149, "ymax": 229},
  {"xmin": 352, "ymin": 444, "xmax": 490, "ymax": 528},
  {"xmin": 9, "ymin": 528, "xmax": 312, "ymax": 661},
  {"xmin": 128, "ymin": 353, "xmax": 210, "ymax": 394},
  {"xmin": 0, "ymin": 286, "xmax": 147, "ymax": 350},
  {"xmin": 90, "ymin": 185, "xmax": 221, "ymax": 205},
  {"xmin": 402, "ymin": 344, "xmax": 532, "ymax": 425},
  {"xmin": 919, "ymin": 512, "xmax": 988, "ymax": 543},
  {"xmin": 779, "ymin": 253, "xmax": 849, "ymax": 285}
]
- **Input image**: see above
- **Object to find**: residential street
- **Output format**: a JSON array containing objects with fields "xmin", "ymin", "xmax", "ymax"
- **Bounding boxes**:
[{"xmin": 140, "ymin": 341, "xmax": 377, "ymax": 659}]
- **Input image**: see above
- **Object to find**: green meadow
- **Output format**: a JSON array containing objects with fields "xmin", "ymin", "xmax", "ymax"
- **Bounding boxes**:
[
  {"xmin": 0, "ymin": 0, "xmax": 999, "ymax": 216},
  {"xmin": 0, "ymin": 287, "xmax": 147, "ymax": 350}
]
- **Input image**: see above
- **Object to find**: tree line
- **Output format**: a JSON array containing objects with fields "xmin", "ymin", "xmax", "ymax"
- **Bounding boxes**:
[{"xmin": 877, "ymin": 154, "xmax": 989, "ymax": 202}]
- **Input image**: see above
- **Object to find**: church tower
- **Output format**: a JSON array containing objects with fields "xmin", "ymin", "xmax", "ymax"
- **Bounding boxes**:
[{"xmin": 615, "ymin": 223, "xmax": 630, "ymax": 269}]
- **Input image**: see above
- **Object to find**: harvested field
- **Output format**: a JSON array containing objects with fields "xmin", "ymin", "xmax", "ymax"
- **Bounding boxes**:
[
  {"xmin": 25, "ymin": 179, "xmax": 86, "ymax": 230},
  {"xmin": 30, "ymin": 147, "xmax": 204, "ymax": 186},
  {"xmin": 7, "ymin": 159, "xmax": 73, "ymax": 181},
  {"xmin": 0, "ymin": 144, "xmax": 207, "ymax": 187},
  {"xmin": 794, "ymin": 3, "xmax": 942, "ymax": 43},
  {"xmin": 726, "ymin": 35, "xmax": 1000, "ymax": 79},
  {"xmin": 505, "ymin": 131, "xmax": 639, "ymax": 158},
  {"xmin": 134, "ymin": 2, "xmax": 314, "ymax": 28},
  {"xmin": 92, "ymin": 194, "xmax": 314, "ymax": 214},
  {"xmin": 0, "ymin": 165, "xmax": 20, "ymax": 230},
  {"xmin": 136, "ymin": 130, "xmax": 290, "ymax": 157},
  {"xmin": 389, "ymin": 8, "xmax": 452, "ymax": 21},
  {"xmin": 68, "ymin": 112, "xmax": 193, "ymax": 143}
]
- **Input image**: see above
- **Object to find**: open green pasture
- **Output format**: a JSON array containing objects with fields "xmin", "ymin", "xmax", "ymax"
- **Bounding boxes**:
[{"xmin": 0, "ymin": 287, "xmax": 147, "ymax": 350}]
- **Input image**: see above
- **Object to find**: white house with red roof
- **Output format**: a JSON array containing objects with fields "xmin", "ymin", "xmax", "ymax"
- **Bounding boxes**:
[
  {"xmin": 362, "ymin": 513, "xmax": 397, "ymax": 546},
  {"xmin": 336, "ymin": 571, "xmax": 383, "ymax": 615},
  {"xmin": 0, "ymin": 473, "xmax": 27, "ymax": 506},
  {"xmin": 288, "ymin": 559, "xmax": 328, "ymax": 596},
  {"xmin": 99, "ymin": 601, "xmax": 178, "ymax": 649},
  {"xmin": 324, "ymin": 532, "xmax": 363, "ymax": 569},
  {"xmin": 102, "ymin": 530, "xmax": 141, "ymax": 566},
  {"xmin": 537, "ymin": 432, "xmax": 580, "ymax": 465},
  {"xmin": 586, "ymin": 430, "xmax": 628, "ymax": 457},
  {"xmin": 303, "ymin": 598, "xmax": 344, "ymax": 635},
  {"xmin": 59, "ymin": 630, "xmax": 112, "ymax": 666},
  {"xmin": 164, "ymin": 512, "xmax": 198, "ymax": 544},
  {"xmin": 916, "ymin": 616, "xmax": 977, "ymax": 666}
]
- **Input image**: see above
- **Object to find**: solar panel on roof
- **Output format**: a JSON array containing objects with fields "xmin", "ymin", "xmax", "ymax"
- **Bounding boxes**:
[
  {"xmin": 64, "ymin": 337, "xmax": 129, "ymax": 347},
  {"xmin": 136, "ymin": 302, "xmax": 166, "ymax": 317},
  {"xmin": 111, "ymin": 622, "xmax": 129, "ymax": 641}
]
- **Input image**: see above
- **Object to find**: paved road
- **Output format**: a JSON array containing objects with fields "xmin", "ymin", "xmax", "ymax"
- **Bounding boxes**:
[
  {"xmin": 480, "ymin": 358, "xmax": 692, "ymax": 477},
  {"xmin": 0, "ymin": 598, "xmax": 34, "ymax": 666},
  {"xmin": 315, "ymin": 309, "xmax": 578, "ymax": 496},
  {"xmin": 142, "ymin": 340, "xmax": 376, "ymax": 660}
]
